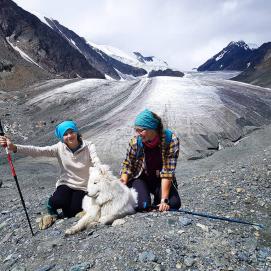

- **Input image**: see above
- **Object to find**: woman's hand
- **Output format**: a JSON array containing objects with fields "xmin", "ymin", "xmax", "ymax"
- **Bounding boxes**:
[
  {"xmin": 120, "ymin": 174, "xmax": 128, "ymax": 185},
  {"xmin": 157, "ymin": 202, "xmax": 170, "ymax": 212},
  {"xmin": 0, "ymin": 135, "xmax": 7, "ymax": 147},
  {"xmin": 0, "ymin": 136, "xmax": 17, "ymax": 152},
  {"xmin": 159, "ymin": 178, "xmax": 171, "ymax": 212}
]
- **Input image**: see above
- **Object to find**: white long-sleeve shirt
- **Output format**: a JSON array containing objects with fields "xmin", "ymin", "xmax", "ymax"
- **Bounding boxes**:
[{"xmin": 16, "ymin": 140, "xmax": 101, "ymax": 191}]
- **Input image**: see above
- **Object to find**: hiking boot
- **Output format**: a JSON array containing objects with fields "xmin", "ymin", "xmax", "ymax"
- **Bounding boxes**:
[
  {"xmin": 37, "ymin": 214, "xmax": 57, "ymax": 230},
  {"xmin": 46, "ymin": 199, "xmax": 59, "ymax": 216}
]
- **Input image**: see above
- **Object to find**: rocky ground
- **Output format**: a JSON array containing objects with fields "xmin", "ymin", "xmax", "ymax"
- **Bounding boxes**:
[
  {"xmin": 1, "ymin": 75, "xmax": 271, "ymax": 270},
  {"xmin": 0, "ymin": 122, "xmax": 271, "ymax": 270}
]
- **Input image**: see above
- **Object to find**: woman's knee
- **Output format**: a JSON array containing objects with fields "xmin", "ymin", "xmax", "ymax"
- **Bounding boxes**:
[
  {"xmin": 68, "ymin": 190, "xmax": 86, "ymax": 217},
  {"xmin": 49, "ymin": 194, "xmax": 69, "ymax": 210},
  {"xmin": 129, "ymin": 178, "xmax": 151, "ymax": 211},
  {"xmin": 169, "ymin": 194, "xmax": 181, "ymax": 209},
  {"xmin": 49, "ymin": 186, "xmax": 71, "ymax": 209}
]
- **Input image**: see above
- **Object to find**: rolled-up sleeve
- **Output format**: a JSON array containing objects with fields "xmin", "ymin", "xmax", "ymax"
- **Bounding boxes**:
[
  {"xmin": 160, "ymin": 134, "xmax": 179, "ymax": 179},
  {"xmin": 120, "ymin": 137, "xmax": 137, "ymax": 176}
]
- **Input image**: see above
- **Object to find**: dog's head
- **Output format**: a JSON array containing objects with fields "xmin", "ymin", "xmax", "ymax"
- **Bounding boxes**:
[{"xmin": 87, "ymin": 164, "xmax": 116, "ymax": 197}]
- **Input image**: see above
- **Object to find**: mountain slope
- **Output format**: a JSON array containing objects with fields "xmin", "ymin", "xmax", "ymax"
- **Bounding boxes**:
[
  {"xmin": 44, "ymin": 18, "xmax": 147, "ymax": 80},
  {"xmin": 0, "ymin": 0, "xmax": 104, "ymax": 85},
  {"xmin": 232, "ymin": 42, "xmax": 271, "ymax": 88},
  {"xmin": 0, "ymin": 26, "xmax": 52, "ymax": 91},
  {"xmin": 198, "ymin": 41, "xmax": 253, "ymax": 71}
]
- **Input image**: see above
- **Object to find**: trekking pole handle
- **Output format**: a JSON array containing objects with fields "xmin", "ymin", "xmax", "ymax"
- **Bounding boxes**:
[{"xmin": 0, "ymin": 119, "xmax": 4, "ymax": 136}]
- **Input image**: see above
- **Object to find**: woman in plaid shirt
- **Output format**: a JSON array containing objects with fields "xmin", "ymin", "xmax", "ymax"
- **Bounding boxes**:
[{"xmin": 120, "ymin": 109, "xmax": 181, "ymax": 212}]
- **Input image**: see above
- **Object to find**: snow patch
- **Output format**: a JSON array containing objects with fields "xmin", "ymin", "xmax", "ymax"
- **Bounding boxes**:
[
  {"xmin": 89, "ymin": 42, "xmax": 136, "ymax": 63},
  {"xmin": 215, "ymin": 50, "xmax": 227, "ymax": 61},
  {"xmin": 247, "ymin": 43, "xmax": 259, "ymax": 50},
  {"xmin": 229, "ymin": 41, "xmax": 250, "ymax": 50},
  {"xmin": 89, "ymin": 41, "xmax": 169, "ymax": 72},
  {"xmin": 69, "ymin": 39, "xmax": 83, "ymax": 54},
  {"xmin": 6, "ymin": 37, "xmax": 43, "ymax": 69}
]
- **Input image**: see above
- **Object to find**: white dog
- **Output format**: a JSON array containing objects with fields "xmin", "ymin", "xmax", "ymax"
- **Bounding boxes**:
[{"xmin": 65, "ymin": 165, "xmax": 138, "ymax": 235}]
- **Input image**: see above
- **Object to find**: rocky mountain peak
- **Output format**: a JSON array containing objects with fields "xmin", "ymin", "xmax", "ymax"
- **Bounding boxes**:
[
  {"xmin": 227, "ymin": 40, "xmax": 250, "ymax": 50},
  {"xmin": 197, "ymin": 40, "xmax": 253, "ymax": 72},
  {"xmin": 0, "ymin": 0, "xmax": 105, "ymax": 90}
]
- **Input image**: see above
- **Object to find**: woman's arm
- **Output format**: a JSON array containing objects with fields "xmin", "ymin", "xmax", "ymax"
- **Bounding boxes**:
[
  {"xmin": 158, "ymin": 133, "xmax": 180, "ymax": 211},
  {"xmin": 16, "ymin": 144, "xmax": 59, "ymax": 157},
  {"xmin": 120, "ymin": 137, "xmax": 137, "ymax": 184},
  {"xmin": 0, "ymin": 136, "xmax": 58, "ymax": 157},
  {"xmin": 158, "ymin": 178, "xmax": 171, "ymax": 211},
  {"xmin": 160, "ymin": 133, "xmax": 179, "ymax": 179}
]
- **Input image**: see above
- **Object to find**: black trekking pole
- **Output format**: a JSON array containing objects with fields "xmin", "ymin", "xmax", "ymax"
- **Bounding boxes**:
[
  {"xmin": 0, "ymin": 120, "xmax": 35, "ymax": 236},
  {"xmin": 172, "ymin": 208, "xmax": 264, "ymax": 229}
]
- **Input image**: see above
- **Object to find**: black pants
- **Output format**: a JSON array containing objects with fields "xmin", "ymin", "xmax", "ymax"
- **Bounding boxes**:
[
  {"xmin": 128, "ymin": 175, "xmax": 181, "ymax": 211},
  {"xmin": 48, "ymin": 185, "xmax": 86, "ymax": 218}
]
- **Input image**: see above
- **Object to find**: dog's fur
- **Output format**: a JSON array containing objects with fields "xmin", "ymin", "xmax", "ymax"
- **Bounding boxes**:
[{"xmin": 65, "ymin": 165, "xmax": 138, "ymax": 235}]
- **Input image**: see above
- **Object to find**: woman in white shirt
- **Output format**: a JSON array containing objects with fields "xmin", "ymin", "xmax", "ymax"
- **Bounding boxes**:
[{"xmin": 0, "ymin": 120, "xmax": 101, "ymax": 228}]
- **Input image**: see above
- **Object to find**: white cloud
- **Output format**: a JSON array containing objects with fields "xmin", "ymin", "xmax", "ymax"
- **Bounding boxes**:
[{"xmin": 13, "ymin": 0, "xmax": 271, "ymax": 70}]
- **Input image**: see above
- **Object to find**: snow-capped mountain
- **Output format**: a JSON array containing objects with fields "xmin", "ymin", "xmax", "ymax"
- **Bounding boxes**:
[
  {"xmin": 197, "ymin": 41, "xmax": 253, "ymax": 71},
  {"xmin": 89, "ymin": 43, "xmax": 172, "ymax": 70},
  {"xmin": 33, "ymin": 12, "xmax": 181, "ymax": 79},
  {"xmin": 0, "ymin": 0, "xmax": 184, "ymax": 90},
  {"xmin": 88, "ymin": 43, "xmax": 182, "ymax": 78},
  {"xmin": 42, "ymin": 18, "xmax": 149, "ymax": 80},
  {"xmin": 0, "ymin": 0, "xmax": 104, "ymax": 91},
  {"xmin": 197, "ymin": 40, "xmax": 271, "ymax": 87}
]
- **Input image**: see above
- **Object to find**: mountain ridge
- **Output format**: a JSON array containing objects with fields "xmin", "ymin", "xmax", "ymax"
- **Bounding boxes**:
[
  {"xmin": 197, "ymin": 40, "xmax": 271, "ymax": 88},
  {"xmin": 197, "ymin": 41, "xmax": 253, "ymax": 72},
  {"xmin": 0, "ymin": 0, "xmax": 105, "ymax": 90},
  {"xmin": 0, "ymin": 0, "xmax": 185, "ymax": 90}
]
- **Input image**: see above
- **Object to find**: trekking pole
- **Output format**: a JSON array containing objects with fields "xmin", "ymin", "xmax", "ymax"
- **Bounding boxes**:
[
  {"xmin": 0, "ymin": 120, "xmax": 35, "ymax": 236},
  {"xmin": 172, "ymin": 208, "xmax": 264, "ymax": 229}
]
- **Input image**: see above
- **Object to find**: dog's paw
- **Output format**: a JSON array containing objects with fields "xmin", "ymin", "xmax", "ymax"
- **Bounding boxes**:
[
  {"xmin": 98, "ymin": 216, "xmax": 113, "ymax": 225},
  {"xmin": 65, "ymin": 227, "xmax": 76, "ymax": 236},
  {"xmin": 112, "ymin": 218, "xmax": 126, "ymax": 227},
  {"xmin": 98, "ymin": 217, "xmax": 107, "ymax": 224}
]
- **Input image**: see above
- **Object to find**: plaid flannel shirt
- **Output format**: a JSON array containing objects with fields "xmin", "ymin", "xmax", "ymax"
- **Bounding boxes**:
[{"xmin": 120, "ymin": 131, "xmax": 179, "ymax": 180}]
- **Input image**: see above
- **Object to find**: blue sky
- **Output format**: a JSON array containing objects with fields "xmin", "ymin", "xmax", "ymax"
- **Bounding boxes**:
[{"xmin": 14, "ymin": 0, "xmax": 271, "ymax": 71}]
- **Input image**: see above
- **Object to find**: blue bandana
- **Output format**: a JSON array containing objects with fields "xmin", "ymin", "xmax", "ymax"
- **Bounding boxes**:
[
  {"xmin": 134, "ymin": 109, "xmax": 159, "ymax": 130},
  {"xmin": 54, "ymin": 120, "xmax": 79, "ymax": 142}
]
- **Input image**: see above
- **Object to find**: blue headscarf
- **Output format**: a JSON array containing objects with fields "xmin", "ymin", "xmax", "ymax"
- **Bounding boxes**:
[
  {"xmin": 55, "ymin": 120, "xmax": 79, "ymax": 142},
  {"xmin": 134, "ymin": 109, "xmax": 159, "ymax": 130}
]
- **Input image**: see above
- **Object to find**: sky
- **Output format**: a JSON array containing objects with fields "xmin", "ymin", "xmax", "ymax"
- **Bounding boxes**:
[{"xmin": 13, "ymin": 0, "xmax": 271, "ymax": 71}]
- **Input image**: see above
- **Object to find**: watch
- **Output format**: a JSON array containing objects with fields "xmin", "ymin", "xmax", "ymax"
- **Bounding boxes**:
[{"xmin": 161, "ymin": 198, "xmax": 169, "ymax": 204}]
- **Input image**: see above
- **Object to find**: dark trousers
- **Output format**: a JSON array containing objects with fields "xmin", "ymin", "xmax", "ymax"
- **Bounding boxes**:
[
  {"xmin": 48, "ymin": 185, "xmax": 86, "ymax": 218},
  {"xmin": 128, "ymin": 175, "xmax": 181, "ymax": 211}
]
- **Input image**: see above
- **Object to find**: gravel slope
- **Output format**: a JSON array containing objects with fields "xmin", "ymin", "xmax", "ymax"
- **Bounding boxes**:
[{"xmin": 0, "ymin": 124, "xmax": 270, "ymax": 270}]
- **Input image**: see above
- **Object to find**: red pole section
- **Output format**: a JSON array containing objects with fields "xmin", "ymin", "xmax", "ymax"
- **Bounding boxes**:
[{"xmin": 7, "ymin": 153, "xmax": 16, "ymax": 177}]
